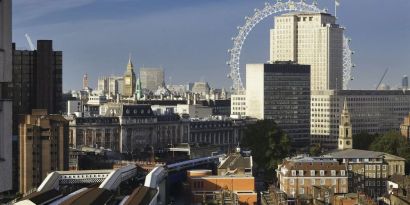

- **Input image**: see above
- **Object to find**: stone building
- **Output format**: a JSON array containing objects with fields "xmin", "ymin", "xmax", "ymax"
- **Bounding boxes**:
[
  {"xmin": 68, "ymin": 104, "xmax": 245, "ymax": 153},
  {"xmin": 322, "ymin": 149, "xmax": 406, "ymax": 198}
]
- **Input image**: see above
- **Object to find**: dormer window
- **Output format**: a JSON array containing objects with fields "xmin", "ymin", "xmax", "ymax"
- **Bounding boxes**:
[
  {"xmin": 299, "ymin": 170, "xmax": 304, "ymax": 176},
  {"xmin": 291, "ymin": 170, "xmax": 296, "ymax": 176}
]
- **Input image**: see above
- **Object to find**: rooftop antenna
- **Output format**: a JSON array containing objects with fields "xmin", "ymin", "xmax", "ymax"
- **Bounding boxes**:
[
  {"xmin": 25, "ymin": 33, "xmax": 35, "ymax": 51},
  {"xmin": 334, "ymin": 0, "xmax": 340, "ymax": 18}
]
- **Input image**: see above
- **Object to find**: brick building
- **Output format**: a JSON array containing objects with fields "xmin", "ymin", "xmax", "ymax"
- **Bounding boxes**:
[
  {"xmin": 187, "ymin": 150, "xmax": 257, "ymax": 204},
  {"xmin": 276, "ymin": 156, "xmax": 348, "ymax": 198},
  {"xmin": 19, "ymin": 109, "xmax": 68, "ymax": 193}
]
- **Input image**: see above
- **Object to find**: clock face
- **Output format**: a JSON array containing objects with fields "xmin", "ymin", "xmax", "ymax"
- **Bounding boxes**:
[{"xmin": 125, "ymin": 78, "xmax": 131, "ymax": 85}]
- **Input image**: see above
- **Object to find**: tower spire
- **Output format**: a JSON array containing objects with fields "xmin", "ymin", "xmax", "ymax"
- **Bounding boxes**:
[
  {"xmin": 338, "ymin": 97, "xmax": 352, "ymax": 150},
  {"xmin": 127, "ymin": 53, "xmax": 133, "ymax": 70}
]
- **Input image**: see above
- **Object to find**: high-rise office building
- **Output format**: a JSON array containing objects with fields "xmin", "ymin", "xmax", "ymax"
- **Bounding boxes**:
[
  {"xmin": 140, "ymin": 67, "xmax": 164, "ymax": 92},
  {"xmin": 19, "ymin": 109, "xmax": 68, "ymax": 194},
  {"xmin": 0, "ymin": 0, "xmax": 13, "ymax": 193},
  {"xmin": 246, "ymin": 62, "xmax": 311, "ymax": 146},
  {"xmin": 97, "ymin": 76, "xmax": 109, "ymax": 93},
  {"xmin": 123, "ymin": 57, "xmax": 136, "ymax": 97},
  {"xmin": 402, "ymin": 75, "xmax": 408, "ymax": 90},
  {"xmin": 311, "ymin": 90, "xmax": 410, "ymax": 149},
  {"xmin": 10, "ymin": 40, "xmax": 63, "ymax": 134},
  {"xmin": 270, "ymin": 13, "xmax": 344, "ymax": 90}
]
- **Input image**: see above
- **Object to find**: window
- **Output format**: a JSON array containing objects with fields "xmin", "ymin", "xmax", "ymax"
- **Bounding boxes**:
[
  {"xmin": 341, "ymin": 170, "xmax": 346, "ymax": 176},
  {"xmin": 320, "ymin": 179, "xmax": 325, "ymax": 185},
  {"xmin": 299, "ymin": 188, "xmax": 304, "ymax": 194},
  {"xmin": 331, "ymin": 170, "xmax": 336, "ymax": 176},
  {"xmin": 332, "ymin": 179, "xmax": 337, "ymax": 185},
  {"xmin": 300, "ymin": 179, "xmax": 304, "ymax": 185},
  {"xmin": 320, "ymin": 170, "xmax": 325, "ymax": 176},
  {"xmin": 311, "ymin": 170, "xmax": 315, "ymax": 176},
  {"xmin": 291, "ymin": 170, "xmax": 297, "ymax": 176},
  {"xmin": 311, "ymin": 179, "xmax": 316, "ymax": 185},
  {"xmin": 382, "ymin": 165, "xmax": 387, "ymax": 170},
  {"xmin": 290, "ymin": 179, "xmax": 295, "ymax": 185},
  {"xmin": 299, "ymin": 170, "xmax": 304, "ymax": 176}
]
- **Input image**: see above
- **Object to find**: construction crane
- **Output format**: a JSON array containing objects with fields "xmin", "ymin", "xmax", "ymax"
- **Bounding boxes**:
[
  {"xmin": 25, "ymin": 33, "xmax": 35, "ymax": 51},
  {"xmin": 376, "ymin": 68, "xmax": 389, "ymax": 90}
]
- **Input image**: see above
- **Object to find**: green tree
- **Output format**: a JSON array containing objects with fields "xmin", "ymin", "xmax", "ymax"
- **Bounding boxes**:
[
  {"xmin": 241, "ymin": 120, "xmax": 291, "ymax": 180},
  {"xmin": 309, "ymin": 144, "xmax": 322, "ymax": 156},
  {"xmin": 353, "ymin": 132, "xmax": 380, "ymax": 150},
  {"xmin": 369, "ymin": 131, "xmax": 410, "ymax": 174}
]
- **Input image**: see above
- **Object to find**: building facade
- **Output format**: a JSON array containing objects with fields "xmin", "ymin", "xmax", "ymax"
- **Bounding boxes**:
[
  {"xmin": 0, "ymin": 0, "xmax": 13, "ymax": 193},
  {"xmin": 311, "ymin": 90, "xmax": 410, "ymax": 149},
  {"xmin": 19, "ymin": 110, "xmax": 68, "ymax": 193},
  {"xmin": 231, "ymin": 94, "xmax": 246, "ymax": 117},
  {"xmin": 270, "ymin": 13, "xmax": 343, "ymax": 91},
  {"xmin": 246, "ymin": 63, "xmax": 311, "ymax": 146},
  {"xmin": 323, "ymin": 149, "xmax": 406, "ymax": 198},
  {"xmin": 400, "ymin": 113, "xmax": 410, "ymax": 140},
  {"xmin": 10, "ymin": 40, "xmax": 63, "ymax": 135},
  {"xmin": 402, "ymin": 75, "xmax": 408, "ymax": 90},
  {"xmin": 188, "ymin": 151, "xmax": 257, "ymax": 205},
  {"xmin": 68, "ymin": 104, "xmax": 245, "ymax": 153},
  {"xmin": 139, "ymin": 67, "xmax": 164, "ymax": 92},
  {"xmin": 277, "ymin": 156, "xmax": 348, "ymax": 198}
]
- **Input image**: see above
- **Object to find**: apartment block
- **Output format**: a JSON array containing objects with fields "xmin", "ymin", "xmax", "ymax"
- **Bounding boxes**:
[{"xmin": 19, "ymin": 109, "xmax": 69, "ymax": 193}]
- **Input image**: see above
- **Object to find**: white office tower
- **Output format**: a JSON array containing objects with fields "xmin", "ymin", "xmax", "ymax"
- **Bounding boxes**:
[
  {"xmin": 0, "ymin": 0, "xmax": 13, "ymax": 192},
  {"xmin": 270, "ymin": 13, "xmax": 344, "ymax": 90}
]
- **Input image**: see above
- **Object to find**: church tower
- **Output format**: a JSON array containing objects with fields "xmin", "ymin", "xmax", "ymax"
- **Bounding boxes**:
[
  {"xmin": 338, "ymin": 98, "xmax": 352, "ymax": 150},
  {"xmin": 123, "ymin": 55, "xmax": 136, "ymax": 97}
]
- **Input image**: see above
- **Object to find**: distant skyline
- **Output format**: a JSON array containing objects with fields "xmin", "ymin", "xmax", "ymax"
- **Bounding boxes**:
[{"xmin": 12, "ymin": 0, "xmax": 410, "ymax": 91}]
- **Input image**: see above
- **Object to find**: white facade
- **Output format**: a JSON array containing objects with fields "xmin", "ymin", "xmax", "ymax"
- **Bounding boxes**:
[
  {"xmin": 245, "ymin": 64, "xmax": 265, "ymax": 119},
  {"xmin": 67, "ymin": 100, "xmax": 82, "ymax": 115},
  {"xmin": 311, "ymin": 90, "xmax": 410, "ymax": 148},
  {"xmin": 0, "ymin": 0, "xmax": 12, "ymax": 192},
  {"xmin": 176, "ymin": 104, "xmax": 212, "ymax": 119},
  {"xmin": 230, "ymin": 94, "xmax": 246, "ymax": 118},
  {"xmin": 270, "ymin": 13, "xmax": 343, "ymax": 90},
  {"xmin": 87, "ymin": 95, "xmax": 107, "ymax": 105}
]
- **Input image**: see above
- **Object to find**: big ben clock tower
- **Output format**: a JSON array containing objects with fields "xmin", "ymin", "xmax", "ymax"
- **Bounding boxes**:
[{"xmin": 123, "ymin": 55, "xmax": 136, "ymax": 97}]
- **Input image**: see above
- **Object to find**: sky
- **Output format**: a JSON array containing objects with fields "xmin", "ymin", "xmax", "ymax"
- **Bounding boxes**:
[{"xmin": 12, "ymin": 0, "xmax": 410, "ymax": 91}]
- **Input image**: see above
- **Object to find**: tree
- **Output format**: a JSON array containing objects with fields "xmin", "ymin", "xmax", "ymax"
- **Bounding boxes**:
[
  {"xmin": 369, "ymin": 131, "xmax": 410, "ymax": 174},
  {"xmin": 309, "ymin": 144, "xmax": 322, "ymax": 156},
  {"xmin": 353, "ymin": 132, "xmax": 380, "ymax": 150},
  {"xmin": 241, "ymin": 120, "xmax": 291, "ymax": 180}
]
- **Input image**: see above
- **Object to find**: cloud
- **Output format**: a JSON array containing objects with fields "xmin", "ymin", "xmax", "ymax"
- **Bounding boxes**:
[{"xmin": 13, "ymin": 0, "xmax": 96, "ymax": 24}]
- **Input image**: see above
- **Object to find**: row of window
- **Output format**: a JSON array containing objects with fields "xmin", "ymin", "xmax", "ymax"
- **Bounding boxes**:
[{"xmin": 291, "ymin": 169, "xmax": 345, "ymax": 177}]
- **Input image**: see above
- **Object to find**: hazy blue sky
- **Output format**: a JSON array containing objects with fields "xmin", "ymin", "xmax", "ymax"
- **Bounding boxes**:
[{"xmin": 12, "ymin": 0, "xmax": 410, "ymax": 91}]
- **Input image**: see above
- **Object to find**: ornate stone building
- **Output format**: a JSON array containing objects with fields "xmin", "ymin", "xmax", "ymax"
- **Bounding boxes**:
[{"xmin": 123, "ymin": 57, "xmax": 136, "ymax": 98}]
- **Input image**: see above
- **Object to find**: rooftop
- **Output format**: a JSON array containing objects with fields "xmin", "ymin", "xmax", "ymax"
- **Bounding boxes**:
[
  {"xmin": 218, "ymin": 152, "xmax": 252, "ymax": 171},
  {"xmin": 323, "ymin": 149, "xmax": 405, "ymax": 160}
]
